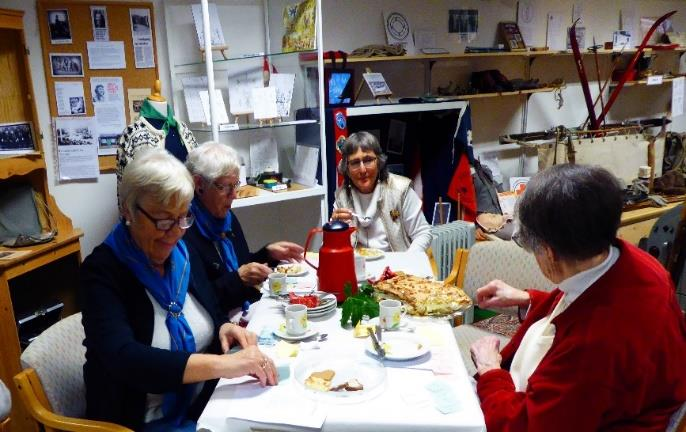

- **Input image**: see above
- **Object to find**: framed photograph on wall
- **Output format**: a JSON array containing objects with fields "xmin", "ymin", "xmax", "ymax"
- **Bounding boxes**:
[
  {"xmin": 0, "ymin": 122, "xmax": 36, "ymax": 155},
  {"xmin": 498, "ymin": 22, "xmax": 527, "ymax": 51},
  {"xmin": 49, "ymin": 53, "xmax": 84, "ymax": 77},
  {"xmin": 47, "ymin": 9, "xmax": 72, "ymax": 44}
]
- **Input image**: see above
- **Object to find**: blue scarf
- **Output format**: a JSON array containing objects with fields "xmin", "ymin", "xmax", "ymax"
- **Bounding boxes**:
[
  {"xmin": 191, "ymin": 197, "xmax": 239, "ymax": 271},
  {"xmin": 104, "ymin": 222, "xmax": 196, "ymax": 425}
]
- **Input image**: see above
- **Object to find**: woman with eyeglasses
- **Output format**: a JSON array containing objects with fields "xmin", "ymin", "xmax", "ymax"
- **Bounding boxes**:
[
  {"xmin": 468, "ymin": 164, "xmax": 686, "ymax": 432},
  {"xmin": 184, "ymin": 142, "xmax": 303, "ymax": 313},
  {"xmin": 331, "ymin": 131, "xmax": 431, "ymax": 252},
  {"xmin": 80, "ymin": 149, "xmax": 277, "ymax": 431}
]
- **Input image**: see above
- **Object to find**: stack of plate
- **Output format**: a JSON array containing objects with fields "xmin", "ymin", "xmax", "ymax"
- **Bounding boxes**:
[{"xmin": 305, "ymin": 292, "xmax": 337, "ymax": 318}]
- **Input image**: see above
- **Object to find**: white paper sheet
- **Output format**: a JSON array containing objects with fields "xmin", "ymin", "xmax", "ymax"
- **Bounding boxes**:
[
  {"xmin": 191, "ymin": 3, "xmax": 226, "ymax": 48},
  {"xmin": 199, "ymin": 89, "xmax": 230, "ymax": 125},
  {"xmin": 54, "ymin": 117, "xmax": 99, "ymax": 180},
  {"xmin": 293, "ymin": 145, "xmax": 319, "ymax": 186},
  {"xmin": 181, "ymin": 75, "xmax": 209, "ymax": 123},
  {"xmin": 90, "ymin": 77, "xmax": 124, "ymax": 104},
  {"xmin": 269, "ymin": 73, "xmax": 295, "ymax": 118},
  {"xmin": 546, "ymin": 13, "xmax": 564, "ymax": 50},
  {"xmin": 55, "ymin": 81, "xmax": 86, "ymax": 116},
  {"xmin": 621, "ymin": 7, "xmax": 636, "ymax": 36},
  {"xmin": 129, "ymin": 8, "xmax": 155, "ymax": 69},
  {"xmin": 228, "ymin": 72, "xmax": 262, "ymax": 115},
  {"xmin": 90, "ymin": 77, "xmax": 125, "ymax": 153},
  {"xmin": 90, "ymin": 6, "xmax": 109, "ymax": 41},
  {"xmin": 517, "ymin": 0, "xmax": 536, "ymax": 47},
  {"xmin": 251, "ymin": 87, "xmax": 278, "ymax": 120},
  {"xmin": 249, "ymin": 135, "xmax": 278, "ymax": 177},
  {"xmin": 87, "ymin": 41, "xmax": 126, "ymax": 69},
  {"xmin": 673, "ymin": 76, "xmax": 685, "ymax": 117}
]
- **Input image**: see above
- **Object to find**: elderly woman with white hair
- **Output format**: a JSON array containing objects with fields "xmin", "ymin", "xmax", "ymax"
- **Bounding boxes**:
[
  {"xmin": 80, "ymin": 149, "xmax": 277, "ymax": 432},
  {"xmin": 184, "ymin": 142, "xmax": 303, "ymax": 313}
]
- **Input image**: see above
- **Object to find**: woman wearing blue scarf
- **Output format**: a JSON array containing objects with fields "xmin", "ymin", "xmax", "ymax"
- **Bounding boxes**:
[
  {"xmin": 80, "ymin": 149, "xmax": 277, "ymax": 431},
  {"xmin": 183, "ymin": 142, "xmax": 304, "ymax": 314}
]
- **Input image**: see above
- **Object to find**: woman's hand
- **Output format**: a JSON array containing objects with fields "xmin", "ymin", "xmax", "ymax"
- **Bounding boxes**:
[
  {"xmin": 223, "ymin": 345, "xmax": 278, "ymax": 386},
  {"xmin": 470, "ymin": 336, "xmax": 502, "ymax": 376},
  {"xmin": 219, "ymin": 322, "xmax": 257, "ymax": 353},
  {"xmin": 476, "ymin": 279, "xmax": 530, "ymax": 309},
  {"xmin": 331, "ymin": 207, "xmax": 354, "ymax": 224},
  {"xmin": 267, "ymin": 241, "xmax": 304, "ymax": 262},
  {"xmin": 238, "ymin": 262, "xmax": 272, "ymax": 286}
]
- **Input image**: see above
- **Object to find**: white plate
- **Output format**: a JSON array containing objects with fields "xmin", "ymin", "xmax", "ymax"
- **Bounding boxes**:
[
  {"xmin": 274, "ymin": 263, "xmax": 309, "ymax": 277},
  {"xmin": 307, "ymin": 304, "xmax": 337, "ymax": 318},
  {"xmin": 293, "ymin": 353, "xmax": 386, "ymax": 403},
  {"xmin": 366, "ymin": 332, "xmax": 429, "ymax": 361},
  {"xmin": 356, "ymin": 248, "xmax": 385, "ymax": 261},
  {"xmin": 280, "ymin": 292, "xmax": 337, "ymax": 312},
  {"xmin": 273, "ymin": 327, "xmax": 319, "ymax": 341}
]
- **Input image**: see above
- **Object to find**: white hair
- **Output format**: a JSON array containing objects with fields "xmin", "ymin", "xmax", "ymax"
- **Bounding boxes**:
[
  {"xmin": 185, "ymin": 141, "xmax": 241, "ymax": 181},
  {"xmin": 120, "ymin": 149, "xmax": 194, "ymax": 220}
]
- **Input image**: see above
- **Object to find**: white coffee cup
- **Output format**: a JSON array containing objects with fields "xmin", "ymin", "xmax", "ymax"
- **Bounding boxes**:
[
  {"xmin": 379, "ymin": 299, "xmax": 405, "ymax": 330},
  {"xmin": 354, "ymin": 254, "xmax": 366, "ymax": 281},
  {"xmin": 285, "ymin": 304, "xmax": 308, "ymax": 335},
  {"xmin": 268, "ymin": 272, "xmax": 286, "ymax": 296}
]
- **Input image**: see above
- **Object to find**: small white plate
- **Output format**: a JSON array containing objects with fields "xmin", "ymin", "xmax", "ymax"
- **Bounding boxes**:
[
  {"xmin": 367, "ymin": 316, "xmax": 409, "ymax": 331},
  {"xmin": 356, "ymin": 248, "xmax": 385, "ymax": 261},
  {"xmin": 366, "ymin": 332, "xmax": 429, "ymax": 361},
  {"xmin": 275, "ymin": 263, "xmax": 309, "ymax": 277},
  {"xmin": 273, "ymin": 327, "xmax": 319, "ymax": 341}
]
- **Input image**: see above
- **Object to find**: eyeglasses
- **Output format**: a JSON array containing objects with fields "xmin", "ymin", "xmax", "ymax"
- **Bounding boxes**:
[
  {"xmin": 348, "ymin": 156, "xmax": 377, "ymax": 171},
  {"xmin": 136, "ymin": 205, "xmax": 195, "ymax": 231},
  {"xmin": 210, "ymin": 180, "xmax": 241, "ymax": 195},
  {"xmin": 511, "ymin": 231, "xmax": 524, "ymax": 249}
]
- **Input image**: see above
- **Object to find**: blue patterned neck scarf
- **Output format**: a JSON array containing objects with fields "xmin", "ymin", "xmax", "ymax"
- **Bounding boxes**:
[
  {"xmin": 104, "ymin": 221, "xmax": 196, "ymax": 425},
  {"xmin": 191, "ymin": 197, "xmax": 239, "ymax": 271}
]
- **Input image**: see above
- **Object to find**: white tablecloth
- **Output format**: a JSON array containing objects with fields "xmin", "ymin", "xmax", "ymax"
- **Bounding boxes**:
[{"xmin": 197, "ymin": 253, "xmax": 486, "ymax": 432}]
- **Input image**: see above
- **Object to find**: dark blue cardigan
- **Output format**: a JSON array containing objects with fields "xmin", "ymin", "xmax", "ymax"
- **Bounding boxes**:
[
  {"xmin": 182, "ymin": 210, "xmax": 273, "ymax": 313},
  {"xmin": 79, "ymin": 242, "xmax": 228, "ymax": 430}
]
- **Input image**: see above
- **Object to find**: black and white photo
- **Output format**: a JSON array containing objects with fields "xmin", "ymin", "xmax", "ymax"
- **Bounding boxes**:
[
  {"xmin": 56, "ymin": 125, "xmax": 94, "ymax": 146},
  {"xmin": 90, "ymin": 6, "xmax": 109, "ymax": 41},
  {"xmin": 92, "ymin": 84, "xmax": 106, "ymax": 103},
  {"xmin": 69, "ymin": 96, "xmax": 85, "ymax": 115},
  {"xmin": 0, "ymin": 122, "xmax": 35, "ymax": 154},
  {"xmin": 48, "ymin": 9, "xmax": 72, "ymax": 44},
  {"xmin": 130, "ymin": 9, "xmax": 151, "ymax": 37},
  {"xmin": 50, "ymin": 53, "xmax": 84, "ymax": 77}
]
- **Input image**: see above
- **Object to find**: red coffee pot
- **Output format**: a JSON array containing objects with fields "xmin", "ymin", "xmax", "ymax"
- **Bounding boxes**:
[{"xmin": 304, "ymin": 220, "xmax": 357, "ymax": 301}]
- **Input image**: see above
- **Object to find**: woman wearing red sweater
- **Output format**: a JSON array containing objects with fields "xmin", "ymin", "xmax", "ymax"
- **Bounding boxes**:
[{"xmin": 470, "ymin": 164, "xmax": 686, "ymax": 432}]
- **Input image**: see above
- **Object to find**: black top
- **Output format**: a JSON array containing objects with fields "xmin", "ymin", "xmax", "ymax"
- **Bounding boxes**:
[
  {"xmin": 183, "ymin": 210, "xmax": 273, "ymax": 313},
  {"xmin": 79, "ymin": 243, "xmax": 228, "ymax": 430}
]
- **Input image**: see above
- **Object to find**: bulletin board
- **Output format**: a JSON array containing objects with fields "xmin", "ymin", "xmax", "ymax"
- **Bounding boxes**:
[{"xmin": 36, "ymin": 0, "xmax": 159, "ymax": 173}]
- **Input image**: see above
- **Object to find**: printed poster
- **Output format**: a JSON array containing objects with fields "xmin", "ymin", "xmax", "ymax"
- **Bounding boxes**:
[{"xmin": 282, "ymin": 0, "xmax": 316, "ymax": 52}]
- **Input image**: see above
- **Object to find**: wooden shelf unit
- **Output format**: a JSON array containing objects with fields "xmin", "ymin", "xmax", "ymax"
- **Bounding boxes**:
[{"xmin": 0, "ymin": 8, "xmax": 83, "ymax": 432}]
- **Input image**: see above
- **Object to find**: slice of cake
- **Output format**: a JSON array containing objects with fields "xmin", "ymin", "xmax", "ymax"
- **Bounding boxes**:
[{"xmin": 304, "ymin": 369, "xmax": 335, "ymax": 392}]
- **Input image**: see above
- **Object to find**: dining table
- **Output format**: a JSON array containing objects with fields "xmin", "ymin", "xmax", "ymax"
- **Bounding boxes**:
[{"xmin": 197, "ymin": 251, "xmax": 486, "ymax": 432}]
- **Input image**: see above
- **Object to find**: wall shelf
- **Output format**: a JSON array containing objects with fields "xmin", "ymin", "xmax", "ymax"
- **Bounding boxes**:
[
  {"xmin": 189, "ymin": 119, "xmax": 318, "ymax": 134},
  {"xmin": 232, "ymin": 184, "xmax": 325, "ymax": 208}
]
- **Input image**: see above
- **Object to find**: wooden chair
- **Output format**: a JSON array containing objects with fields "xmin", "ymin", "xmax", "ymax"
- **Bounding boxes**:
[{"xmin": 13, "ymin": 313, "xmax": 131, "ymax": 432}]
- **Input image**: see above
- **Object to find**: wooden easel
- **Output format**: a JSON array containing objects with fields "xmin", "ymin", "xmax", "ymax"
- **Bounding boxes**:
[
  {"xmin": 200, "ymin": 44, "xmax": 229, "ymax": 61},
  {"xmin": 353, "ymin": 67, "xmax": 394, "ymax": 104}
]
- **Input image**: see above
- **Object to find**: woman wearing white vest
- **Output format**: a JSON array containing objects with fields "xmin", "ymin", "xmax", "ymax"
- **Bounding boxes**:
[{"xmin": 331, "ymin": 131, "xmax": 431, "ymax": 252}]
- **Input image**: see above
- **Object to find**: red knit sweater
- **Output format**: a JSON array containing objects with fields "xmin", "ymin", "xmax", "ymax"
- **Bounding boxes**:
[{"xmin": 476, "ymin": 240, "xmax": 686, "ymax": 431}]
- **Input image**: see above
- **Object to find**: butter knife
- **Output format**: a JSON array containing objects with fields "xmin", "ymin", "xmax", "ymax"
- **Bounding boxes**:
[{"xmin": 367, "ymin": 326, "xmax": 386, "ymax": 359}]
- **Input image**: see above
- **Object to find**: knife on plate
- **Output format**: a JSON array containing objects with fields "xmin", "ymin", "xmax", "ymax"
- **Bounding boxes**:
[{"xmin": 368, "ymin": 326, "xmax": 386, "ymax": 359}]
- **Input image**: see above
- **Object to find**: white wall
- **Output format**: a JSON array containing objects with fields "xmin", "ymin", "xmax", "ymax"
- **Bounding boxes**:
[{"xmin": 322, "ymin": 0, "xmax": 686, "ymax": 185}]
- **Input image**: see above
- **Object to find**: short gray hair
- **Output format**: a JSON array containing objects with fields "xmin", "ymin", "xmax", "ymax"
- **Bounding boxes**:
[
  {"xmin": 515, "ymin": 164, "xmax": 623, "ymax": 261},
  {"xmin": 120, "ymin": 149, "xmax": 194, "ymax": 220},
  {"xmin": 186, "ymin": 141, "xmax": 240, "ymax": 181}
]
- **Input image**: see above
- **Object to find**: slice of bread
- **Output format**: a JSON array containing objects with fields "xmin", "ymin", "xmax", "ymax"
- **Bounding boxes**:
[{"xmin": 304, "ymin": 369, "xmax": 335, "ymax": 392}]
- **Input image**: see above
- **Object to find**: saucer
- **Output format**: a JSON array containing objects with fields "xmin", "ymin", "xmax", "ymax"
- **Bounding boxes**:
[
  {"xmin": 367, "ymin": 316, "xmax": 409, "ymax": 331},
  {"xmin": 273, "ymin": 327, "xmax": 318, "ymax": 341}
]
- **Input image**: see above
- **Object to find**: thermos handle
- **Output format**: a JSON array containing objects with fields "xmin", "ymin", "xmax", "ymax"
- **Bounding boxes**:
[{"xmin": 303, "ymin": 227, "xmax": 322, "ymax": 270}]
